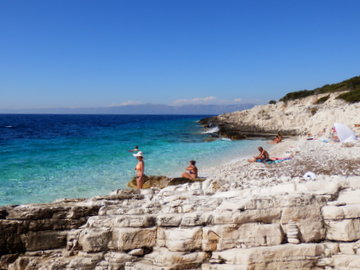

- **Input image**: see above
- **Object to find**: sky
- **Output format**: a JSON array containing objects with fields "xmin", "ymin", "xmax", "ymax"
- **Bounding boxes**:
[{"xmin": 1, "ymin": 0, "xmax": 360, "ymax": 110}]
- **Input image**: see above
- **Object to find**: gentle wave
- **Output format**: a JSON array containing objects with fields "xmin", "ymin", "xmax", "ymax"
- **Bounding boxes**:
[{"xmin": 201, "ymin": 126, "xmax": 219, "ymax": 134}]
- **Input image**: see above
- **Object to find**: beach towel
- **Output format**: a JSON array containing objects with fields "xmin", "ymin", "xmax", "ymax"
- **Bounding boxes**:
[
  {"xmin": 256, "ymin": 157, "xmax": 292, "ymax": 164},
  {"xmin": 307, "ymin": 137, "xmax": 329, "ymax": 143}
]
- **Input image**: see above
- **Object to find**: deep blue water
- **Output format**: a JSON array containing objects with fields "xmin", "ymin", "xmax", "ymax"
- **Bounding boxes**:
[{"xmin": 0, "ymin": 114, "xmax": 261, "ymax": 206}]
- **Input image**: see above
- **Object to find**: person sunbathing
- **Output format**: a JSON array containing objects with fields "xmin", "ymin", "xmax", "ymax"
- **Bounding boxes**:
[
  {"xmin": 248, "ymin": 147, "xmax": 270, "ymax": 162},
  {"xmin": 270, "ymin": 134, "xmax": 282, "ymax": 144},
  {"xmin": 182, "ymin": 160, "xmax": 198, "ymax": 179}
]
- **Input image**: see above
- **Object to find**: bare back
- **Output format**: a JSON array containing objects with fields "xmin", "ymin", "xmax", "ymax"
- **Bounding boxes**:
[{"xmin": 135, "ymin": 160, "xmax": 144, "ymax": 177}]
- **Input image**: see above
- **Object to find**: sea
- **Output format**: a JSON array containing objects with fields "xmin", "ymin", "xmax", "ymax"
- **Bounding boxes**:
[{"xmin": 0, "ymin": 114, "xmax": 262, "ymax": 206}]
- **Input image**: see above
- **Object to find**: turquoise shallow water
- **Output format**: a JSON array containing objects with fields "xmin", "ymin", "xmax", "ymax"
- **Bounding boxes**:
[{"xmin": 0, "ymin": 114, "xmax": 262, "ymax": 206}]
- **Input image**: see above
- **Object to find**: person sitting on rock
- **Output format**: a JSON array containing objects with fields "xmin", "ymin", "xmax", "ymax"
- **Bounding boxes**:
[
  {"xmin": 182, "ymin": 160, "xmax": 198, "ymax": 179},
  {"xmin": 248, "ymin": 147, "xmax": 270, "ymax": 163}
]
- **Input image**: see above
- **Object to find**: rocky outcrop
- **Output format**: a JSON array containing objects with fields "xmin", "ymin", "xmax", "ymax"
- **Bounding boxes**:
[
  {"xmin": 127, "ymin": 176, "xmax": 206, "ymax": 189},
  {"xmin": 200, "ymin": 92, "xmax": 360, "ymax": 139},
  {"xmin": 0, "ymin": 190, "xmax": 143, "ymax": 268},
  {"xmin": 2, "ymin": 176, "xmax": 360, "ymax": 270}
]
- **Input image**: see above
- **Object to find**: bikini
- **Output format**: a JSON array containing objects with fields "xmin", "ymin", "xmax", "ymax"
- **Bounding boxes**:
[{"xmin": 187, "ymin": 166, "xmax": 197, "ymax": 177}]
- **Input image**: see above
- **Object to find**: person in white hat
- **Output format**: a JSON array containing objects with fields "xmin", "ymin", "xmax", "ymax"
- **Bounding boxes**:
[{"xmin": 134, "ymin": 151, "xmax": 144, "ymax": 189}]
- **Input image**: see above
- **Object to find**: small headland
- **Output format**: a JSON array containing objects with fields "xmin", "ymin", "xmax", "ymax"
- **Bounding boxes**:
[{"xmin": 200, "ymin": 75, "xmax": 360, "ymax": 140}]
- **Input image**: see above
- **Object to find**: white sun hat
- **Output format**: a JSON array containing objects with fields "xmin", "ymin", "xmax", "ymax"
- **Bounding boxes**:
[{"xmin": 133, "ymin": 151, "xmax": 143, "ymax": 157}]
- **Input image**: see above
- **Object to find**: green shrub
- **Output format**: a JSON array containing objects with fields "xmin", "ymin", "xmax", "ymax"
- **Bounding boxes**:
[
  {"xmin": 314, "ymin": 76, "xmax": 360, "ymax": 94},
  {"xmin": 336, "ymin": 89, "xmax": 360, "ymax": 103},
  {"xmin": 315, "ymin": 95, "xmax": 330, "ymax": 104},
  {"xmin": 280, "ymin": 90, "xmax": 315, "ymax": 102},
  {"xmin": 280, "ymin": 75, "xmax": 360, "ymax": 103},
  {"xmin": 269, "ymin": 100, "xmax": 277, "ymax": 104},
  {"xmin": 310, "ymin": 107, "xmax": 318, "ymax": 115}
]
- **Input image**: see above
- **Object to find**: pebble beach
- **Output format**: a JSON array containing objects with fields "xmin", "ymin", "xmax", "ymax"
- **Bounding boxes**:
[{"xmin": 203, "ymin": 136, "xmax": 360, "ymax": 191}]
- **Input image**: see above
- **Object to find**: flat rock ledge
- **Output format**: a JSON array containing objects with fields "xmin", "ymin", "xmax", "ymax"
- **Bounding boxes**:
[
  {"xmin": 1, "ymin": 175, "xmax": 360, "ymax": 270},
  {"xmin": 199, "ymin": 116, "xmax": 298, "ymax": 140},
  {"xmin": 128, "ymin": 176, "xmax": 205, "ymax": 189}
]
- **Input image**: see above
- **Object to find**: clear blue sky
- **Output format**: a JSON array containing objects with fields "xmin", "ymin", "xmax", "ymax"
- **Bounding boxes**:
[{"xmin": 1, "ymin": 0, "xmax": 360, "ymax": 109}]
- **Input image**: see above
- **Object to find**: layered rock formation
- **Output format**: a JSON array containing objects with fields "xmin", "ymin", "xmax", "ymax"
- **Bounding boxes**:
[
  {"xmin": 200, "ymin": 92, "xmax": 360, "ymax": 139},
  {"xmin": 1, "ymin": 175, "xmax": 360, "ymax": 270}
]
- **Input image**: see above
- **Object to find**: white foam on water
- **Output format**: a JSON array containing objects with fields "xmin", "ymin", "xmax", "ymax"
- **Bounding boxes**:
[{"xmin": 201, "ymin": 126, "xmax": 219, "ymax": 134}]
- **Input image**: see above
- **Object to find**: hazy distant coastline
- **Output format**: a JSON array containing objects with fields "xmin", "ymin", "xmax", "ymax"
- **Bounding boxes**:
[{"xmin": 0, "ymin": 103, "xmax": 255, "ymax": 115}]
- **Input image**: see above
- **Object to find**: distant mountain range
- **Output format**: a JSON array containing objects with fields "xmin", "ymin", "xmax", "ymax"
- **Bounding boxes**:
[{"xmin": 0, "ymin": 103, "xmax": 255, "ymax": 115}]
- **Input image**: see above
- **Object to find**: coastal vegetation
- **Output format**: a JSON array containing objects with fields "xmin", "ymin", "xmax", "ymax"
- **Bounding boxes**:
[
  {"xmin": 336, "ymin": 88, "xmax": 360, "ymax": 103},
  {"xmin": 315, "ymin": 95, "xmax": 330, "ymax": 104},
  {"xmin": 268, "ymin": 100, "xmax": 277, "ymax": 104},
  {"xmin": 280, "ymin": 75, "xmax": 360, "ymax": 103}
]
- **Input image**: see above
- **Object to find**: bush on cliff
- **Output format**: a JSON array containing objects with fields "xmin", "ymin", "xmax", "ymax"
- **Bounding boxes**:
[
  {"xmin": 315, "ymin": 95, "xmax": 330, "ymax": 104},
  {"xmin": 280, "ymin": 75, "xmax": 360, "ymax": 103},
  {"xmin": 280, "ymin": 90, "xmax": 315, "ymax": 102},
  {"xmin": 336, "ymin": 89, "xmax": 360, "ymax": 103}
]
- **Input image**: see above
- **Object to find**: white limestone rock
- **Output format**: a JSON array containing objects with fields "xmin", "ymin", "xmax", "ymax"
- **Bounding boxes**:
[
  {"xmin": 326, "ymin": 219, "xmax": 360, "ymax": 241},
  {"xmin": 128, "ymin": 248, "xmax": 144, "ymax": 256},
  {"xmin": 330, "ymin": 254, "xmax": 360, "ymax": 269},
  {"xmin": 202, "ymin": 223, "xmax": 283, "ymax": 251},
  {"xmin": 211, "ymin": 210, "xmax": 234, "ymax": 224},
  {"xmin": 286, "ymin": 220, "xmax": 300, "ymax": 244},
  {"xmin": 20, "ymin": 231, "xmax": 68, "ymax": 251},
  {"xmin": 102, "ymin": 252, "xmax": 135, "ymax": 269},
  {"xmin": 211, "ymin": 244, "xmax": 324, "ymax": 269},
  {"xmin": 180, "ymin": 212, "xmax": 206, "ymax": 227},
  {"xmin": 162, "ymin": 227, "xmax": 202, "ymax": 252},
  {"xmin": 281, "ymin": 198, "xmax": 326, "ymax": 242},
  {"xmin": 237, "ymin": 223, "xmax": 284, "ymax": 248},
  {"xmin": 337, "ymin": 189, "xmax": 360, "ymax": 205},
  {"xmin": 232, "ymin": 208, "xmax": 282, "ymax": 224},
  {"xmin": 322, "ymin": 204, "xmax": 360, "ymax": 220},
  {"xmin": 112, "ymin": 215, "xmax": 156, "ymax": 228},
  {"xmin": 156, "ymin": 213, "xmax": 182, "ymax": 227},
  {"xmin": 202, "ymin": 225, "xmax": 240, "ymax": 251},
  {"xmin": 109, "ymin": 227, "xmax": 157, "ymax": 251},
  {"xmin": 144, "ymin": 247, "xmax": 208, "ymax": 267},
  {"xmin": 78, "ymin": 228, "xmax": 111, "ymax": 252},
  {"xmin": 202, "ymin": 263, "xmax": 248, "ymax": 270}
]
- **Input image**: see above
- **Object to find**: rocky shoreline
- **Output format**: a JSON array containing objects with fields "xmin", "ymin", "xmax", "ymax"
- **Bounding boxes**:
[
  {"xmin": 199, "ymin": 117, "xmax": 297, "ymax": 140},
  {"xmin": 1, "ymin": 94, "xmax": 360, "ymax": 270},
  {"xmin": 199, "ymin": 92, "xmax": 360, "ymax": 140},
  {"xmin": 1, "ymin": 135, "xmax": 360, "ymax": 269}
]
